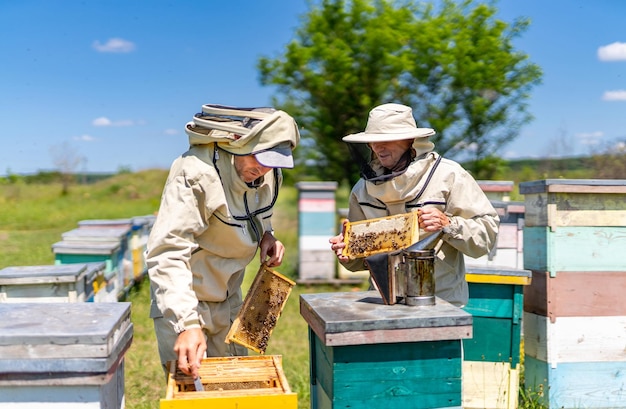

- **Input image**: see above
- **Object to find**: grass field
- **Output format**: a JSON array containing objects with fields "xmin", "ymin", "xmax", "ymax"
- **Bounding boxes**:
[{"xmin": 0, "ymin": 170, "xmax": 545, "ymax": 409}]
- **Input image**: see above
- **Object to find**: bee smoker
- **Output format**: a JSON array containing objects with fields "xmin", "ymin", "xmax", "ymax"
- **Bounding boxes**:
[
  {"xmin": 366, "ymin": 232, "xmax": 442, "ymax": 306},
  {"xmin": 399, "ymin": 248, "xmax": 436, "ymax": 306}
]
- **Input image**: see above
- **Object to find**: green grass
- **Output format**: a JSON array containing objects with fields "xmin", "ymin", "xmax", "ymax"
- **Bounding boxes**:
[{"xmin": 0, "ymin": 171, "xmax": 546, "ymax": 409}]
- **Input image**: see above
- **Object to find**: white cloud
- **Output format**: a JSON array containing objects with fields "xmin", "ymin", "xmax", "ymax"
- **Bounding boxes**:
[
  {"xmin": 575, "ymin": 131, "xmax": 603, "ymax": 146},
  {"xmin": 92, "ymin": 38, "xmax": 136, "ymax": 53},
  {"xmin": 92, "ymin": 117, "xmax": 135, "ymax": 127},
  {"xmin": 164, "ymin": 128, "xmax": 179, "ymax": 135},
  {"xmin": 597, "ymin": 42, "xmax": 626, "ymax": 61},
  {"xmin": 92, "ymin": 117, "xmax": 112, "ymax": 126},
  {"xmin": 74, "ymin": 134, "xmax": 97, "ymax": 142},
  {"xmin": 602, "ymin": 90, "xmax": 626, "ymax": 101}
]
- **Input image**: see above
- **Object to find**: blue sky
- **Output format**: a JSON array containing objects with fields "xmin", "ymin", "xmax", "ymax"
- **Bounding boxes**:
[{"xmin": 1, "ymin": 1, "xmax": 625, "ymax": 176}]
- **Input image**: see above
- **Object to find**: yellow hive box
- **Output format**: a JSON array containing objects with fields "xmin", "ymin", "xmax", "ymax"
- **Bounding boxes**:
[
  {"xmin": 160, "ymin": 355, "xmax": 297, "ymax": 409},
  {"xmin": 342, "ymin": 212, "xmax": 419, "ymax": 258}
]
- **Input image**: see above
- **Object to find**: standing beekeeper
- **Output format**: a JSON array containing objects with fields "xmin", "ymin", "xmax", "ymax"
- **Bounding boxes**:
[
  {"xmin": 329, "ymin": 103, "xmax": 499, "ymax": 307},
  {"xmin": 146, "ymin": 104, "xmax": 299, "ymax": 380}
]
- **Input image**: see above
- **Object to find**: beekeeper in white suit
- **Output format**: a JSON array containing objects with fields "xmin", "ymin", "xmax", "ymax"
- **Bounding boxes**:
[
  {"xmin": 147, "ymin": 104, "xmax": 299, "ymax": 380},
  {"xmin": 329, "ymin": 103, "xmax": 499, "ymax": 307}
]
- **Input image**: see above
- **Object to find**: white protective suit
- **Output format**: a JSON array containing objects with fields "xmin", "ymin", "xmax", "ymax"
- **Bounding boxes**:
[
  {"xmin": 342, "ymin": 139, "xmax": 499, "ymax": 307},
  {"xmin": 147, "ymin": 106, "xmax": 299, "ymax": 365}
]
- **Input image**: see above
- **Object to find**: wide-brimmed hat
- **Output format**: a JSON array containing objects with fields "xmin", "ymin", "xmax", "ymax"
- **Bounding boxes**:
[{"xmin": 343, "ymin": 103, "xmax": 435, "ymax": 143}]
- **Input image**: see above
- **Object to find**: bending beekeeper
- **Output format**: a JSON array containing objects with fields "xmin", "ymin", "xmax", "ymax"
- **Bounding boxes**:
[{"xmin": 147, "ymin": 104, "xmax": 299, "ymax": 379}]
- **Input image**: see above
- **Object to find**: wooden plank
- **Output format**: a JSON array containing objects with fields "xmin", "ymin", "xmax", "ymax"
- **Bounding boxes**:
[
  {"xmin": 523, "ymin": 191, "xmax": 626, "ymax": 227},
  {"xmin": 496, "ymin": 223, "xmax": 519, "ymax": 249},
  {"xmin": 299, "ymin": 235, "xmax": 335, "ymax": 250},
  {"xmin": 300, "ymin": 291, "xmax": 472, "ymax": 346},
  {"xmin": 462, "ymin": 316, "xmax": 516, "ymax": 363},
  {"xmin": 524, "ymin": 270, "xmax": 626, "ymax": 321},
  {"xmin": 298, "ymin": 197, "xmax": 336, "ymax": 212},
  {"xmin": 553, "ymin": 209, "xmax": 626, "ymax": 227},
  {"xmin": 52, "ymin": 240, "xmax": 121, "ymax": 255},
  {"xmin": 295, "ymin": 181, "xmax": 338, "ymax": 196},
  {"xmin": 298, "ymin": 260, "xmax": 335, "ymax": 281},
  {"xmin": 462, "ymin": 361, "xmax": 519, "ymax": 409},
  {"xmin": 519, "ymin": 179, "xmax": 626, "ymax": 195},
  {"xmin": 477, "ymin": 180, "xmax": 514, "ymax": 192},
  {"xmin": 161, "ymin": 394, "xmax": 297, "ymax": 408},
  {"xmin": 523, "ymin": 355, "xmax": 626, "ymax": 409},
  {"xmin": 523, "ymin": 226, "xmax": 626, "ymax": 273},
  {"xmin": 0, "ymin": 303, "xmax": 131, "ymax": 360},
  {"xmin": 312, "ymin": 332, "xmax": 463, "ymax": 409},
  {"xmin": 466, "ymin": 248, "xmax": 523, "ymax": 270},
  {"xmin": 322, "ymin": 324, "xmax": 472, "ymax": 346},
  {"xmin": 523, "ymin": 312, "xmax": 626, "ymax": 364},
  {"xmin": 299, "ymin": 249, "xmax": 335, "ymax": 262},
  {"xmin": 299, "ymin": 212, "xmax": 336, "ymax": 236},
  {"xmin": 464, "ymin": 283, "xmax": 518, "ymax": 319},
  {"xmin": 465, "ymin": 273, "xmax": 530, "ymax": 286},
  {"xmin": 0, "ymin": 364, "xmax": 126, "ymax": 409},
  {"xmin": 523, "ymin": 270, "xmax": 548, "ymax": 317}
]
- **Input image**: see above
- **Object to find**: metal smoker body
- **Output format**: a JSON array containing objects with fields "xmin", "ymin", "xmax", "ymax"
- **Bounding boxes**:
[
  {"xmin": 366, "ymin": 232, "xmax": 442, "ymax": 306},
  {"xmin": 399, "ymin": 248, "xmax": 436, "ymax": 306}
]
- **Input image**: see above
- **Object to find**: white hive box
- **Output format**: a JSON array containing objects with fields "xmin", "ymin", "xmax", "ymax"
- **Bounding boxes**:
[
  {"xmin": 0, "ymin": 263, "xmax": 103, "ymax": 303},
  {"xmin": 0, "ymin": 302, "xmax": 133, "ymax": 408}
]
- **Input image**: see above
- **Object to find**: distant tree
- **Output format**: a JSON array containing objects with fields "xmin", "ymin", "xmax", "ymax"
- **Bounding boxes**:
[
  {"xmin": 49, "ymin": 141, "xmax": 84, "ymax": 195},
  {"xmin": 258, "ymin": 0, "xmax": 542, "ymax": 183},
  {"xmin": 590, "ymin": 139, "xmax": 626, "ymax": 179},
  {"xmin": 117, "ymin": 165, "xmax": 132, "ymax": 175},
  {"xmin": 3, "ymin": 168, "xmax": 22, "ymax": 184}
]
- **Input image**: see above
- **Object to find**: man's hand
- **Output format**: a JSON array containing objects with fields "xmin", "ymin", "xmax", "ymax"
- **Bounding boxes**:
[
  {"xmin": 260, "ymin": 231, "xmax": 285, "ymax": 267},
  {"xmin": 418, "ymin": 208, "xmax": 450, "ymax": 232},
  {"xmin": 173, "ymin": 328, "xmax": 207, "ymax": 379},
  {"xmin": 329, "ymin": 219, "xmax": 349, "ymax": 262}
]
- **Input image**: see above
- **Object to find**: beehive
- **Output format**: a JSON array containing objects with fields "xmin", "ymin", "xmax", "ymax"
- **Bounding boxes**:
[
  {"xmin": 519, "ymin": 179, "xmax": 626, "ymax": 409},
  {"xmin": 300, "ymin": 291, "xmax": 472, "ymax": 409},
  {"xmin": 226, "ymin": 264, "xmax": 295, "ymax": 354},
  {"xmin": 160, "ymin": 355, "xmax": 297, "ymax": 409},
  {"xmin": 0, "ymin": 302, "xmax": 132, "ymax": 408},
  {"xmin": 342, "ymin": 212, "xmax": 419, "ymax": 258}
]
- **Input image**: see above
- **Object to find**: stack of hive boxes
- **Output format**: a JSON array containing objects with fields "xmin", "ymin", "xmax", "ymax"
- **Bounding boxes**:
[
  {"xmin": 469, "ymin": 180, "xmax": 524, "ymax": 269},
  {"xmin": 295, "ymin": 182, "xmax": 339, "ymax": 282},
  {"xmin": 520, "ymin": 179, "xmax": 626, "ymax": 409}
]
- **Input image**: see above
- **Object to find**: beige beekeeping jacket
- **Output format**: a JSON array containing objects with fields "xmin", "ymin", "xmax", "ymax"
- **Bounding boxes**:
[
  {"xmin": 147, "ymin": 108, "xmax": 299, "ymax": 334},
  {"xmin": 342, "ymin": 142, "xmax": 499, "ymax": 307}
]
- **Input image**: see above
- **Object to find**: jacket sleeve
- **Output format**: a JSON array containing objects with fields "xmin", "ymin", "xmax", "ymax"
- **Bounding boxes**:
[
  {"xmin": 146, "ymin": 171, "xmax": 210, "ymax": 333},
  {"xmin": 441, "ymin": 169, "xmax": 499, "ymax": 258}
]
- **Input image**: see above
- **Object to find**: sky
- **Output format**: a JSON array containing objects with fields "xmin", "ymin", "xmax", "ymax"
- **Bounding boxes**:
[{"xmin": 1, "ymin": 0, "xmax": 625, "ymax": 176}]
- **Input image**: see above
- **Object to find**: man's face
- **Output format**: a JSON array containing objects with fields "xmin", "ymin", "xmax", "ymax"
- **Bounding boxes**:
[
  {"xmin": 234, "ymin": 155, "xmax": 272, "ymax": 183},
  {"xmin": 369, "ymin": 139, "xmax": 413, "ymax": 168}
]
